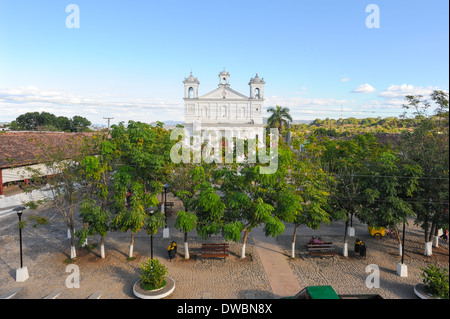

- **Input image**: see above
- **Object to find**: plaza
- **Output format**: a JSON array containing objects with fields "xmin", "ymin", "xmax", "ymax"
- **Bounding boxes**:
[{"xmin": 0, "ymin": 193, "xmax": 448, "ymax": 299}]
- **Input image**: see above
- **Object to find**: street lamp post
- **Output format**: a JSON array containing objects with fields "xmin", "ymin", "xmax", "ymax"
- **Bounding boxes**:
[
  {"xmin": 163, "ymin": 184, "xmax": 170, "ymax": 238},
  {"xmin": 147, "ymin": 207, "xmax": 157, "ymax": 260},
  {"xmin": 13, "ymin": 206, "xmax": 29, "ymax": 282}
]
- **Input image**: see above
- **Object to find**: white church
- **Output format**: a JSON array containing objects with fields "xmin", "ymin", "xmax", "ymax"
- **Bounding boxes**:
[{"xmin": 183, "ymin": 70, "xmax": 266, "ymax": 140}]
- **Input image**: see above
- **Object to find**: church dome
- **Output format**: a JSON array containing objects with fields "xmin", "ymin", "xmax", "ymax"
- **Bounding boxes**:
[
  {"xmin": 249, "ymin": 73, "xmax": 265, "ymax": 84},
  {"xmin": 184, "ymin": 72, "xmax": 199, "ymax": 84}
]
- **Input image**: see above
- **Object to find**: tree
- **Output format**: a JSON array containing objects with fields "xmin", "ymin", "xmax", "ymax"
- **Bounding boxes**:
[
  {"xmin": 57, "ymin": 116, "xmax": 72, "ymax": 132},
  {"xmin": 358, "ymin": 151, "xmax": 422, "ymax": 255},
  {"xmin": 23, "ymin": 134, "xmax": 100, "ymax": 259},
  {"xmin": 108, "ymin": 121, "xmax": 173, "ymax": 258},
  {"xmin": 320, "ymin": 134, "xmax": 388, "ymax": 256},
  {"xmin": 70, "ymin": 116, "xmax": 92, "ymax": 132},
  {"xmin": 75, "ymin": 137, "xmax": 115, "ymax": 258},
  {"xmin": 15, "ymin": 112, "xmax": 40, "ymax": 130},
  {"xmin": 172, "ymin": 165, "xmax": 205, "ymax": 259},
  {"xmin": 174, "ymin": 210, "xmax": 198, "ymax": 259},
  {"xmin": 76, "ymin": 198, "xmax": 111, "ymax": 258},
  {"xmin": 214, "ymin": 145, "xmax": 293, "ymax": 258},
  {"xmin": 401, "ymin": 90, "xmax": 449, "ymax": 255},
  {"xmin": 10, "ymin": 112, "xmax": 92, "ymax": 132},
  {"xmin": 266, "ymin": 105, "xmax": 293, "ymax": 134},
  {"xmin": 111, "ymin": 171, "xmax": 161, "ymax": 259},
  {"xmin": 285, "ymin": 151, "xmax": 333, "ymax": 258}
]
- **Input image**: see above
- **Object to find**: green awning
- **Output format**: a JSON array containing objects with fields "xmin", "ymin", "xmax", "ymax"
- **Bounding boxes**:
[{"xmin": 306, "ymin": 286, "xmax": 340, "ymax": 299}]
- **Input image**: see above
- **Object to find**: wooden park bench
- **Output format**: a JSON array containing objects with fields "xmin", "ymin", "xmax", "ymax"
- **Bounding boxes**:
[
  {"xmin": 201, "ymin": 243, "xmax": 230, "ymax": 259},
  {"xmin": 306, "ymin": 242, "xmax": 337, "ymax": 257}
]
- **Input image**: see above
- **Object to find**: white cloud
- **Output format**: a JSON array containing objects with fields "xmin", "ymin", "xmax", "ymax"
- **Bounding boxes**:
[
  {"xmin": 264, "ymin": 95, "xmax": 353, "ymax": 120},
  {"xmin": 341, "ymin": 77, "xmax": 350, "ymax": 82},
  {"xmin": 265, "ymin": 96, "xmax": 349, "ymax": 109},
  {"xmin": 351, "ymin": 84, "xmax": 376, "ymax": 94},
  {"xmin": 0, "ymin": 86, "xmax": 185, "ymax": 124},
  {"xmin": 378, "ymin": 84, "xmax": 440, "ymax": 99}
]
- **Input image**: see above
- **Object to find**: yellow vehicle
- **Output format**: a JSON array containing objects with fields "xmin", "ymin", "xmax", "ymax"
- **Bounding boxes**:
[{"xmin": 368, "ymin": 225, "xmax": 385, "ymax": 239}]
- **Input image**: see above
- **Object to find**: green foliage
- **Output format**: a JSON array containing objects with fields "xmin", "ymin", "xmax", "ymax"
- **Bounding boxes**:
[
  {"xmin": 266, "ymin": 105, "xmax": 293, "ymax": 133},
  {"xmin": 400, "ymin": 90, "xmax": 449, "ymax": 240},
  {"xmin": 144, "ymin": 211, "xmax": 166, "ymax": 236},
  {"xmin": 175, "ymin": 210, "xmax": 198, "ymax": 234},
  {"xmin": 17, "ymin": 220, "xmax": 27, "ymax": 230},
  {"xmin": 420, "ymin": 264, "xmax": 449, "ymax": 299},
  {"xmin": 108, "ymin": 121, "xmax": 174, "ymax": 239},
  {"xmin": 10, "ymin": 111, "xmax": 91, "ymax": 132},
  {"xmin": 27, "ymin": 215, "xmax": 50, "ymax": 228},
  {"xmin": 223, "ymin": 221, "xmax": 244, "ymax": 242},
  {"xmin": 140, "ymin": 259, "xmax": 168, "ymax": 291},
  {"xmin": 24, "ymin": 200, "xmax": 45, "ymax": 210},
  {"xmin": 76, "ymin": 198, "xmax": 111, "ymax": 247}
]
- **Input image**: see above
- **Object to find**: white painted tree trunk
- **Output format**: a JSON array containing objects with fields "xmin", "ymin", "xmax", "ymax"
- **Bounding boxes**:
[
  {"xmin": 343, "ymin": 243, "xmax": 348, "ymax": 257},
  {"xmin": 101, "ymin": 243, "xmax": 105, "ymax": 259},
  {"xmin": 70, "ymin": 246, "xmax": 76, "ymax": 259},
  {"xmin": 291, "ymin": 243, "xmax": 296, "ymax": 258},
  {"xmin": 424, "ymin": 242, "xmax": 433, "ymax": 256},
  {"xmin": 184, "ymin": 242, "xmax": 190, "ymax": 259},
  {"xmin": 433, "ymin": 235, "xmax": 439, "ymax": 248},
  {"xmin": 129, "ymin": 244, "xmax": 134, "ymax": 258},
  {"xmin": 398, "ymin": 243, "xmax": 402, "ymax": 256},
  {"xmin": 241, "ymin": 243, "xmax": 246, "ymax": 258}
]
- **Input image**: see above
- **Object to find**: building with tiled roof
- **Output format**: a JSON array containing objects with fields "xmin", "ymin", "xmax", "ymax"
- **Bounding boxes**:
[{"xmin": 0, "ymin": 131, "xmax": 94, "ymax": 195}]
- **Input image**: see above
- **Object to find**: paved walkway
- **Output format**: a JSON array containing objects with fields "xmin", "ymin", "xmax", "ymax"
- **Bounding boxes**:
[{"xmin": 251, "ymin": 227, "xmax": 301, "ymax": 298}]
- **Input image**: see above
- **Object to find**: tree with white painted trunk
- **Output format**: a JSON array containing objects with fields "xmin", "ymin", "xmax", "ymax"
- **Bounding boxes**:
[
  {"xmin": 171, "ymin": 165, "xmax": 208, "ymax": 259},
  {"xmin": 400, "ymin": 90, "xmax": 449, "ymax": 257},
  {"xmin": 174, "ymin": 210, "xmax": 197, "ymax": 259},
  {"xmin": 285, "ymin": 152, "xmax": 333, "ymax": 259},
  {"xmin": 76, "ymin": 198, "xmax": 111, "ymax": 258},
  {"xmin": 22, "ymin": 133, "xmax": 100, "ymax": 260},
  {"xmin": 111, "ymin": 174, "xmax": 160, "ymax": 259},
  {"xmin": 76, "ymin": 143, "xmax": 115, "ymax": 258},
  {"xmin": 320, "ymin": 134, "xmax": 391, "ymax": 257},
  {"xmin": 108, "ymin": 121, "xmax": 174, "ymax": 259},
  {"xmin": 215, "ymin": 146, "xmax": 291, "ymax": 259}
]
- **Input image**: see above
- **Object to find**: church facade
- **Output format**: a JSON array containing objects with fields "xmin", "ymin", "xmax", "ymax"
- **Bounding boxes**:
[{"xmin": 183, "ymin": 70, "xmax": 266, "ymax": 139}]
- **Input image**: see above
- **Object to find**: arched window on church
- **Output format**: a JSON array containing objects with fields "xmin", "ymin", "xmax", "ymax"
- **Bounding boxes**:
[
  {"xmin": 255, "ymin": 88, "xmax": 260, "ymax": 99},
  {"xmin": 222, "ymin": 78, "xmax": 227, "ymax": 85},
  {"xmin": 188, "ymin": 87, "xmax": 194, "ymax": 98}
]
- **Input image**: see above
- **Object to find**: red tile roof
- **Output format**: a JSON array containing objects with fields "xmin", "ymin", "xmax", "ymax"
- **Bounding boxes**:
[{"xmin": 0, "ymin": 132, "xmax": 95, "ymax": 169}]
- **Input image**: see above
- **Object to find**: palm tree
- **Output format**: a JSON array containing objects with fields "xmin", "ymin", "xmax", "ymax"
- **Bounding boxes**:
[{"xmin": 266, "ymin": 105, "xmax": 293, "ymax": 133}]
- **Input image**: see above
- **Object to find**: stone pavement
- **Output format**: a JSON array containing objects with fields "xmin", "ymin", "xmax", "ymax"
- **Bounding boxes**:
[
  {"xmin": 0, "ymin": 198, "xmax": 448, "ymax": 299},
  {"xmin": 251, "ymin": 227, "xmax": 301, "ymax": 298}
]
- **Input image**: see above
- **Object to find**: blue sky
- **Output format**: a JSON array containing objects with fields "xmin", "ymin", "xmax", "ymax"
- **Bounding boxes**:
[{"xmin": 0, "ymin": 0, "xmax": 448, "ymax": 126}]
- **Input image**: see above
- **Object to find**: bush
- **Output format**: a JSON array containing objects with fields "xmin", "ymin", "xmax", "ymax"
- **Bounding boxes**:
[
  {"xmin": 140, "ymin": 259, "xmax": 168, "ymax": 291},
  {"xmin": 420, "ymin": 264, "xmax": 449, "ymax": 299}
]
